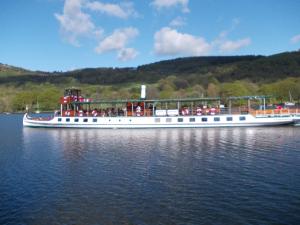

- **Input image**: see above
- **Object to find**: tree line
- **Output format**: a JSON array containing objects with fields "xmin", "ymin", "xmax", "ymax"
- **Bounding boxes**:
[{"xmin": 1, "ymin": 76, "xmax": 300, "ymax": 113}]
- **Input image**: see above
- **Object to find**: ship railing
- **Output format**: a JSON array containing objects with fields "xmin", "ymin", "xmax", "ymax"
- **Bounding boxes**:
[
  {"xmin": 60, "ymin": 108, "xmax": 300, "ymax": 117},
  {"xmin": 250, "ymin": 108, "xmax": 300, "ymax": 117}
]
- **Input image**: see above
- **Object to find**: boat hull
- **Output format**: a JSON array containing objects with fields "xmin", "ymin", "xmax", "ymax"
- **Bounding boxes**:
[
  {"xmin": 23, "ymin": 114, "xmax": 295, "ymax": 129},
  {"xmin": 291, "ymin": 114, "xmax": 300, "ymax": 126}
]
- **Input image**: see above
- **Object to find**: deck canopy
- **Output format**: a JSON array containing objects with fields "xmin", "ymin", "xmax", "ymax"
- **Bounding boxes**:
[
  {"xmin": 73, "ymin": 97, "xmax": 221, "ymax": 105},
  {"xmin": 228, "ymin": 95, "xmax": 272, "ymax": 100}
]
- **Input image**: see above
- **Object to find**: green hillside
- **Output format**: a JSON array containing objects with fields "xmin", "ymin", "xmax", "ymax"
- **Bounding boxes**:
[
  {"xmin": 1, "ymin": 51, "xmax": 300, "ymax": 85},
  {"xmin": 1, "ymin": 51, "xmax": 300, "ymax": 112},
  {"xmin": 0, "ymin": 63, "xmax": 38, "ymax": 77}
]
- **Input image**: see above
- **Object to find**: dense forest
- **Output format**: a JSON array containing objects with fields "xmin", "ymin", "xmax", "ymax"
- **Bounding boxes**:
[{"xmin": 1, "ymin": 51, "xmax": 300, "ymax": 112}]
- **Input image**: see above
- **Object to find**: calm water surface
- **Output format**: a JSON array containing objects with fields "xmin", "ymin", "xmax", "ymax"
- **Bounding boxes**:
[{"xmin": 0, "ymin": 114, "xmax": 300, "ymax": 225}]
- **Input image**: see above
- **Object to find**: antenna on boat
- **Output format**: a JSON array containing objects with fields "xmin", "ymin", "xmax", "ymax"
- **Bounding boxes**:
[{"xmin": 141, "ymin": 85, "xmax": 146, "ymax": 99}]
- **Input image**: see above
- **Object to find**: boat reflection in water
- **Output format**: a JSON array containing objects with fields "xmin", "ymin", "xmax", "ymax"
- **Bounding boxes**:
[{"xmin": 22, "ymin": 126, "xmax": 295, "ymax": 162}]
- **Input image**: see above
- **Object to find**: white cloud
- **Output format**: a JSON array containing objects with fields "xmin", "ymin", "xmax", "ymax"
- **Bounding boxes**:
[
  {"xmin": 219, "ymin": 38, "xmax": 251, "ymax": 52},
  {"xmin": 86, "ymin": 1, "xmax": 138, "ymax": 19},
  {"xmin": 154, "ymin": 27, "xmax": 211, "ymax": 56},
  {"xmin": 117, "ymin": 48, "xmax": 139, "ymax": 61},
  {"xmin": 55, "ymin": 0, "xmax": 102, "ymax": 46},
  {"xmin": 212, "ymin": 18, "xmax": 251, "ymax": 53},
  {"xmin": 95, "ymin": 27, "xmax": 138, "ymax": 53},
  {"xmin": 169, "ymin": 16, "xmax": 186, "ymax": 27},
  {"xmin": 152, "ymin": 0, "xmax": 189, "ymax": 13},
  {"xmin": 291, "ymin": 34, "xmax": 300, "ymax": 44},
  {"xmin": 95, "ymin": 27, "xmax": 139, "ymax": 61},
  {"xmin": 218, "ymin": 18, "xmax": 240, "ymax": 39},
  {"xmin": 55, "ymin": 1, "xmax": 140, "ymax": 60}
]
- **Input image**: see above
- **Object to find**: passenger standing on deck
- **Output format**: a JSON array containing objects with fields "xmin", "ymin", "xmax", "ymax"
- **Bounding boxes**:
[{"xmin": 136, "ymin": 105, "xmax": 141, "ymax": 116}]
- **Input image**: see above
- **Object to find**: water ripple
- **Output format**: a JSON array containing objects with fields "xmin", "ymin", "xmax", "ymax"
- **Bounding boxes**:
[{"xmin": 0, "ymin": 115, "xmax": 300, "ymax": 224}]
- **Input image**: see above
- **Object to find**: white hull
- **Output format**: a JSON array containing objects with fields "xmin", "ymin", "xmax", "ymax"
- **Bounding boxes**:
[{"xmin": 23, "ymin": 114, "xmax": 295, "ymax": 129}]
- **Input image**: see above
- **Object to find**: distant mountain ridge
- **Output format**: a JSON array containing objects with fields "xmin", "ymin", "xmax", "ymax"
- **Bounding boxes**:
[
  {"xmin": 1, "ymin": 51, "xmax": 300, "ymax": 85},
  {"xmin": 0, "ymin": 63, "xmax": 36, "ymax": 77}
]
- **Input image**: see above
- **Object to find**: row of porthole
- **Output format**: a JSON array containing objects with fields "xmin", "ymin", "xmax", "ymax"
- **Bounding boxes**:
[
  {"xmin": 57, "ymin": 116, "xmax": 246, "ymax": 123},
  {"xmin": 155, "ymin": 116, "xmax": 246, "ymax": 123},
  {"xmin": 57, "ymin": 118, "xmax": 133, "ymax": 123}
]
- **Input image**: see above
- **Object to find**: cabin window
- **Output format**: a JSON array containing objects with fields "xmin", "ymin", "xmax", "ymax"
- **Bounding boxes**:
[
  {"xmin": 202, "ymin": 117, "xmax": 208, "ymax": 122},
  {"xmin": 239, "ymin": 116, "xmax": 246, "ymax": 121},
  {"xmin": 189, "ymin": 118, "xmax": 195, "ymax": 122},
  {"xmin": 226, "ymin": 117, "xmax": 233, "ymax": 121},
  {"xmin": 178, "ymin": 118, "xmax": 183, "ymax": 122},
  {"xmin": 66, "ymin": 118, "xmax": 70, "ymax": 122},
  {"xmin": 166, "ymin": 118, "xmax": 172, "ymax": 123},
  {"xmin": 74, "ymin": 118, "xmax": 79, "ymax": 122},
  {"xmin": 83, "ymin": 118, "xmax": 88, "ymax": 122},
  {"xmin": 58, "ymin": 118, "xmax": 62, "ymax": 122},
  {"xmin": 93, "ymin": 118, "xmax": 97, "ymax": 123},
  {"xmin": 214, "ymin": 117, "xmax": 220, "ymax": 122},
  {"xmin": 155, "ymin": 118, "xmax": 160, "ymax": 123}
]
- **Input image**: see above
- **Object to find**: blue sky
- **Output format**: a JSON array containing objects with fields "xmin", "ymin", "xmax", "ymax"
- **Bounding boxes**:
[{"xmin": 1, "ymin": 0, "xmax": 300, "ymax": 71}]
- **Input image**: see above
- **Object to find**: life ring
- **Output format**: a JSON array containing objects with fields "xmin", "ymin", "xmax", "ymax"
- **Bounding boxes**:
[{"xmin": 63, "ymin": 96, "xmax": 68, "ymax": 104}]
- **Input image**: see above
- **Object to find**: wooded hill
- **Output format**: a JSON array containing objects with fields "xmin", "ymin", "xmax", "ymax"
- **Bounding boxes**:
[
  {"xmin": 0, "ymin": 63, "xmax": 37, "ymax": 77},
  {"xmin": 1, "ymin": 51, "xmax": 300, "ymax": 85},
  {"xmin": 1, "ymin": 51, "xmax": 300, "ymax": 112}
]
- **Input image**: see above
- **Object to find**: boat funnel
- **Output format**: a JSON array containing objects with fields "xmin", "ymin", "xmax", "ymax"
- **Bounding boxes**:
[{"xmin": 141, "ymin": 85, "xmax": 146, "ymax": 99}]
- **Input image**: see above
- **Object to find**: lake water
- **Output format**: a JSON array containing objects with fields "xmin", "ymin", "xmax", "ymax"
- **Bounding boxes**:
[{"xmin": 0, "ymin": 114, "xmax": 300, "ymax": 225}]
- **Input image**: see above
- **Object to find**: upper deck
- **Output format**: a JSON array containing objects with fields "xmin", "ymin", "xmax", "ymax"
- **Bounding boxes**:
[{"xmin": 56, "ymin": 88, "xmax": 299, "ymax": 118}]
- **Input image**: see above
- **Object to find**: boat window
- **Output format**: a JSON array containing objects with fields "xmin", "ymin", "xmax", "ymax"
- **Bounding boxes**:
[
  {"xmin": 66, "ymin": 118, "xmax": 70, "ymax": 122},
  {"xmin": 166, "ymin": 118, "xmax": 172, "ymax": 123},
  {"xmin": 58, "ymin": 118, "xmax": 62, "ymax": 122},
  {"xmin": 83, "ymin": 118, "xmax": 88, "ymax": 122},
  {"xmin": 178, "ymin": 118, "xmax": 183, "ymax": 122},
  {"xmin": 239, "ymin": 116, "xmax": 246, "ymax": 121},
  {"xmin": 74, "ymin": 118, "xmax": 79, "ymax": 122},
  {"xmin": 226, "ymin": 117, "xmax": 233, "ymax": 121},
  {"xmin": 202, "ymin": 117, "xmax": 208, "ymax": 122},
  {"xmin": 214, "ymin": 117, "xmax": 220, "ymax": 122},
  {"xmin": 93, "ymin": 118, "xmax": 97, "ymax": 123},
  {"xmin": 189, "ymin": 118, "xmax": 195, "ymax": 122},
  {"xmin": 155, "ymin": 118, "xmax": 160, "ymax": 123}
]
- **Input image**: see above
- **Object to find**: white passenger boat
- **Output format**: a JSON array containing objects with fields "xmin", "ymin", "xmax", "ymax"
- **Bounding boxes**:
[{"xmin": 23, "ymin": 87, "xmax": 297, "ymax": 128}]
